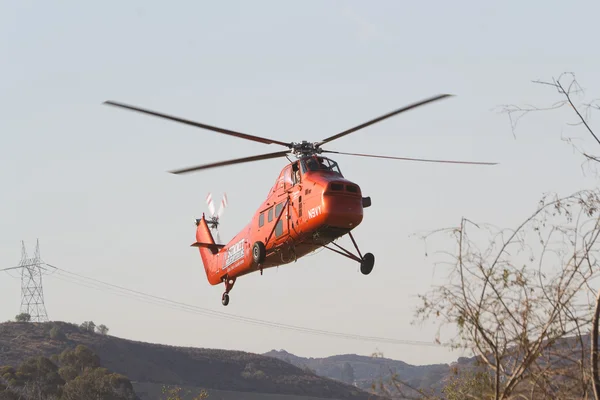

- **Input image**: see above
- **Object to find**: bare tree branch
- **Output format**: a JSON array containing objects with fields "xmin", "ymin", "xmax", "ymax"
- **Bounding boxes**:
[
  {"xmin": 497, "ymin": 72, "xmax": 600, "ymax": 170},
  {"xmin": 414, "ymin": 189, "xmax": 600, "ymax": 399}
]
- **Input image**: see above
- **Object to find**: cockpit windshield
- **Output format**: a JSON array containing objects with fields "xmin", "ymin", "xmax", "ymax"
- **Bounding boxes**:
[{"xmin": 302, "ymin": 156, "xmax": 342, "ymax": 175}]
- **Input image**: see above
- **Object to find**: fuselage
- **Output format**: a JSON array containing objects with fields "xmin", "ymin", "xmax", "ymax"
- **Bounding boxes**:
[{"xmin": 195, "ymin": 155, "xmax": 366, "ymax": 285}]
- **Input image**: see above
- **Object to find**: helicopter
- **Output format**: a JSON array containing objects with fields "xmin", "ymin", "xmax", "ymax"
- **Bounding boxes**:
[{"xmin": 103, "ymin": 94, "xmax": 497, "ymax": 306}]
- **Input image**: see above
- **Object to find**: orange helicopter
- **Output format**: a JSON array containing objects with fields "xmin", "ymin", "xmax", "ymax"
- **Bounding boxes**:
[{"xmin": 103, "ymin": 94, "xmax": 497, "ymax": 306}]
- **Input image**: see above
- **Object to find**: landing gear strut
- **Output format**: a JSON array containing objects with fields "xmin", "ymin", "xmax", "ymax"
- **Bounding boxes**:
[
  {"xmin": 322, "ymin": 231, "xmax": 374, "ymax": 275},
  {"xmin": 222, "ymin": 276, "xmax": 236, "ymax": 306}
]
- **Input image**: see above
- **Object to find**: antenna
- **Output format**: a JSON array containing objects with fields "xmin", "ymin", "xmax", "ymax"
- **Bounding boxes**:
[{"xmin": 13, "ymin": 239, "xmax": 50, "ymax": 322}]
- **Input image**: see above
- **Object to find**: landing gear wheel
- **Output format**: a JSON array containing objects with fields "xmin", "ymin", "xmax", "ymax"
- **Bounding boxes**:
[
  {"xmin": 360, "ymin": 253, "xmax": 375, "ymax": 275},
  {"xmin": 252, "ymin": 241, "xmax": 266, "ymax": 264},
  {"xmin": 222, "ymin": 293, "xmax": 230, "ymax": 306}
]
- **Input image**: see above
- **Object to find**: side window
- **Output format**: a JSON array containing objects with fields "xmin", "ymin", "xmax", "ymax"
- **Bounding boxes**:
[
  {"xmin": 275, "ymin": 203, "xmax": 283, "ymax": 218},
  {"xmin": 274, "ymin": 202, "xmax": 284, "ymax": 237},
  {"xmin": 268, "ymin": 207, "xmax": 273, "ymax": 222},
  {"xmin": 259, "ymin": 212, "xmax": 264, "ymax": 227},
  {"xmin": 283, "ymin": 165, "xmax": 293, "ymax": 189},
  {"xmin": 292, "ymin": 162, "xmax": 300, "ymax": 185}
]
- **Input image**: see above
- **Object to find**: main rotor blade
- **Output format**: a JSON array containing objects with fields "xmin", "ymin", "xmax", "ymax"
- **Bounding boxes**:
[
  {"xmin": 321, "ymin": 150, "xmax": 498, "ymax": 165},
  {"xmin": 317, "ymin": 94, "xmax": 453, "ymax": 146},
  {"xmin": 169, "ymin": 150, "xmax": 290, "ymax": 175},
  {"xmin": 103, "ymin": 101, "xmax": 292, "ymax": 147}
]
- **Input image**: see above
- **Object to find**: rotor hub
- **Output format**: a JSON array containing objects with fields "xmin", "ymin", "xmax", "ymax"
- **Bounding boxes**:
[
  {"xmin": 207, "ymin": 215, "xmax": 219, "ymax": 229},
  {"xmin": 290, "ymin": 141, "xmax": 322, "ymax": 158}
]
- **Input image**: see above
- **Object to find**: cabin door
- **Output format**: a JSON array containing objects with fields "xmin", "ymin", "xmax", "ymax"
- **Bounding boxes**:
[
  {"xmin": 285, "ymin": 161, "xmax": 303, "ymax": 234},
  {"xmin": 271, "ymin": 165, "xmax": 293, "ymax": 243}
]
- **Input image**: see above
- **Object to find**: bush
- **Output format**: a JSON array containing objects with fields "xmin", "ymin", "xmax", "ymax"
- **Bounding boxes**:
[
  {"xmin": 49, "ymin": 325, "xmax": 66, "ymax": 341},
  {"xmin": 14, "ymin": 313, "xmax": 30, "ymax": 322}
]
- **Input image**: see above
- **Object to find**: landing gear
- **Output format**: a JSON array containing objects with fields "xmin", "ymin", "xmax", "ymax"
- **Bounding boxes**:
[
  {"xmin": 322, "ymin": 232, "xmax": 375, "ymax": 275},
  {"xmin": 221, "ymin": 276, "xmax": 236, "ymax": 306},
  {"xmin": 252, "ymin": 241, "xmax": 266, "ymax": 264},
  {"xmin": 360, "ymin": 252, "xmax": 375, "ymax": 275}
]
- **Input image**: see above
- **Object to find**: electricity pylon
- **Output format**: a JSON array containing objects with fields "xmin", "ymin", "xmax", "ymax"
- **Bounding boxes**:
[{"xmin": 2, "ymin": 240, "xmax": 51, "ymax": 322}]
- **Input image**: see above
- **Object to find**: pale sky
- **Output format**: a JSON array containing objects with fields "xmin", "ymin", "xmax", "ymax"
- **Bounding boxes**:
[{"xmin": 2, "ymin": 0, "xmax": 600, "ymax": 367}]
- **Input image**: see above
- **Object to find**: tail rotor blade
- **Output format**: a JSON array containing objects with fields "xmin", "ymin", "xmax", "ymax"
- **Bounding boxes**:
[
  {"xmin": 217, "ymin": 193, "xmax": 228, "ymax": 218},
  {"xmin": 206, "ymin": 193, "xmax": 216, "ymax": 216}
]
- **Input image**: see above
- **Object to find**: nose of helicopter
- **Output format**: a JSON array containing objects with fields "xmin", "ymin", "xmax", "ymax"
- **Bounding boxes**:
[{"xmin": 321, "ymin": 181, "xmax": 364, "ymax": 228}]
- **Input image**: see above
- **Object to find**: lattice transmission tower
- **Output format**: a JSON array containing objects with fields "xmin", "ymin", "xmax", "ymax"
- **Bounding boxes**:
[{"xmin": 15, "ymin": 239, "xmax": 50, "ymax": 322}]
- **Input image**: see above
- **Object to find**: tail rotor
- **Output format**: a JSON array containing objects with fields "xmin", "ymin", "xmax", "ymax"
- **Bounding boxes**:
[{"xmin": 206, "ymin": 192, "xmax": 228, "ymax": 244}]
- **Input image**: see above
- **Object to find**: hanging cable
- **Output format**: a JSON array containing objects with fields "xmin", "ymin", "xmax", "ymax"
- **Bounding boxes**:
[{"xmin": 44, "ymin": 263, "xmax": 444, "ymax": 347}]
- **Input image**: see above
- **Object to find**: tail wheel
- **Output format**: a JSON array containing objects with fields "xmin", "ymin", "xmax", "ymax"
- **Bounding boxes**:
[{"xmin": 252, "ymin": 241, "xmax": 266, "ymax": 264}]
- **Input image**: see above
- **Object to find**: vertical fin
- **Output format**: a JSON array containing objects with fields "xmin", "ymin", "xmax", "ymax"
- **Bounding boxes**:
[{"xmin": 194, "ymin": 215, "xmax": 221, "ymax": 285}]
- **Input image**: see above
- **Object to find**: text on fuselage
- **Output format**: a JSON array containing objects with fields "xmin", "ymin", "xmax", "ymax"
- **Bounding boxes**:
[
  {"xmin": 223, "ymin": 238, "xmax": 245, "ymax": 270},
  {"xmin": 307, "ymin": 205, "xmax": 322, "ymax": 219}
]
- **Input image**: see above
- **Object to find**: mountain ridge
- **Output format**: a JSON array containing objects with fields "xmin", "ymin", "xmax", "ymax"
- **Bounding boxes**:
[
  {"xmin": 263, "ymin": 349, "xmax": 453, "ymax": 394},
  {"xmin": 0, "ymin": 321, "xmax": 384, "ymax": 400}
]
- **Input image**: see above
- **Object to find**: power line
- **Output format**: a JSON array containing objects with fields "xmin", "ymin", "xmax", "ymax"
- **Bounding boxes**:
[{"xmin": 45, "ymin": 264, "xmax": 444, "ymax": 348}]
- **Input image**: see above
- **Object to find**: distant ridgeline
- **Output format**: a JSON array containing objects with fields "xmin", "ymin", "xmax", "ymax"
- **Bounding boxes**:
[{"xmin": 0, "ymin": 321, "xmax": 379, "ymax": 400}]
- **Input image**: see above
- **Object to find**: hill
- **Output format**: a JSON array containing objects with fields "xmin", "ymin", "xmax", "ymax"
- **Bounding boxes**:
[
  {"xmin": 263, "ymin": 335, "xmax": 600, "ymax": 398},
  {"xmin": 0, "ymin": 321, "xmax": 383, "ymax": 400},
  {"xmin": 263, "ymin": 349, "xmax": 451, "ymax": 394}
]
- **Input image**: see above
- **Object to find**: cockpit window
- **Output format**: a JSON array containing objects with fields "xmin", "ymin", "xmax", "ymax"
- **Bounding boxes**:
[{"xmin": 302, "ymin": 156, "xmax": 342, "ymax": 175}]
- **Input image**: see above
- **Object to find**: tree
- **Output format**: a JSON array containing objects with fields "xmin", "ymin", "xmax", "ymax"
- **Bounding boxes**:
[
  {"xmin": 79, "ymin": 321, "xmax": 95, "ymax": 333},
  {"xmin": 96, "ymin": 324, "xmax": 109, "ymax": 335},
  {"xmin": 500, "ymin": 72, "xmax": 600, "ymax": 399},
  {"xmin": 15, "ymin": 313, "xmax": 30, "ymax": 322},
  {"xmin": 0, "ymin": 346, "xmax": 141, "ymax": 400},
  {"xmin": 58, "ymin": 345, "xmax": 101, "ymax": 375},
  {"xmin": 49, "ymin": 325, "xmax": 66, "ymax": 341},
  {"xmin": 411, "ymin": 72, "xmax": 600, "ymax": 399},
  {"xmin": 414, "ymin": 191, "xmax": 600, "ymax": 399},
  {"xmin": 61, "ymin": 367, "xmax": 138, "ymax": 400},
  {"xmin": 0, "ymin": 356, "xmax": 65, "ymax": 399},
  {"xmin": 499, "ymin": 72, "xmax": 600, "ymax": 166},
  {"xmin": 161, "ymin": 385, "xmax": 209, "ymax": 400},
  {"xmin": 442, "ymin": 366, "xmax": 492, "ymax": 400}
]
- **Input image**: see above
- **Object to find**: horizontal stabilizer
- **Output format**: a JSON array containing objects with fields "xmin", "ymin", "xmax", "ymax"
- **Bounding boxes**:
[{"xmin": 191, "ymin": 241, "xmax": 225, "ymax": 255}]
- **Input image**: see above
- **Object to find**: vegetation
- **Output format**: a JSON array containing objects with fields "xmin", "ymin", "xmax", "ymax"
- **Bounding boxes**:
[
  {"xmin": 441, "ymin": 367, "xmax": 492, "ymax": 400},
  {"xmin": 49, "ymin": 325, "xmax": 66, "ymax": 341},
  {"xmin": 160, "ymin": 385, "xmax": 208, "ymax": 400},
  {"xmin": 0, "ymin": 344, "xmax": 139, "ymax": 400},
  {"xmin": 0, "ymin": 321, "xmax": 374, "ymax": 399},
  {"xmin": 369, "ymin": 72, "xmax": 600, "ymax": 400},
  {"xmin": 96, "ymin": 324, "xmax": 109, "ymax": 336},
  {"xmin": 15, "ymin": 313, "xmax": 31, "ymax": 322}
]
